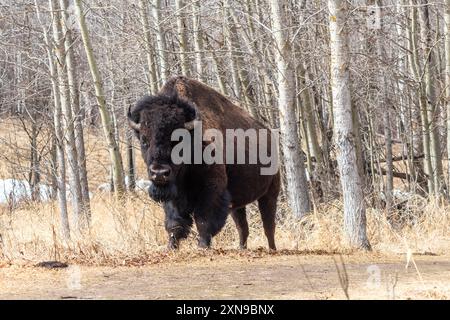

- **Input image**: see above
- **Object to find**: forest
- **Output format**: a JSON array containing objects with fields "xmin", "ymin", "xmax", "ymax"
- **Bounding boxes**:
[{"xmin": 0, "ymin": 0, "xmax": 449, "ymax": 300}]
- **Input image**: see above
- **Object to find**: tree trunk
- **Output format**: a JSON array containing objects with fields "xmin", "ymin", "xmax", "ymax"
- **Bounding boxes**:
[
  {"xmin": 152, "ymin": 0, "xmax": 170, "ymax": 82},
  {"xmin": 417, "ymin": 0, "xmax": 445, "ymax": 196},
  {"xmin": 445, "ymin": 0, "xmax": 450, "ymax": 191},
  {"xmin": 328, "ymin": 0, "xmax": 371, "ymax": 250},
  {"xmin": 59, "ymin": 0, "xmax": 91, "ymax": 218},
  {"xmin": 408, "ymin": 1, "xmax": 435, "ymax": 194},
  {"xmin": 192, "ymin": 1, "xmax": 204, "ymax": 81},
  {"xmin": 370, "ymin": 0, "xmax": 393, "ymax": 209},
  {"xmin": 74, "ymin": 0, "xmax": 125, "ymax": 195},
  {"xmin": 35, "ymin": 0, "xmax": 70, "ymax": 239},
  {"xmin": 139, "ymin": 0, "xmax": 158, "ymax": 94},
  {"xmin": 175, "ymin": 0, "xmax": 189, "ymax": 76},
  {"xmin": 50, "ymin": 0, "xmax": 84, "ymax": 229},
  {"xmin": 270, "ymin": 0, "xmax": 311, "ymax": 217},
  {"xmin": 207, "ymin": 37, "xmax": 227, "ymax": 95}
]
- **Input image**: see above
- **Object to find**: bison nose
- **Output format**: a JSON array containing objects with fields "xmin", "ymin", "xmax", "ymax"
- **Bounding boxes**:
[{"xmin": 149, "ymin": 163, "xmax": 172, "ymax": 182}]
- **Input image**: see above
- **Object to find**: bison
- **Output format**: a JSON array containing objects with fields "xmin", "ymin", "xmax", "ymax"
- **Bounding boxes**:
[{"xmin": 128, "ymin": 76, "xmax": 280, "ymax": 250}]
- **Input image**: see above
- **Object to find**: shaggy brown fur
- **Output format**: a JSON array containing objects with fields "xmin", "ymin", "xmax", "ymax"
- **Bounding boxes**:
[{"xmin": 129, "ymin": 76, "xmax": 280, "ymax": 250}]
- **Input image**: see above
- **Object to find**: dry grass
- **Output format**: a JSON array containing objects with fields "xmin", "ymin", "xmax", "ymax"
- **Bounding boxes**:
[
  {"xmin": 0, "ymin": 193, "xmax": 449, "ymax": 266},
  {"xmin": 0, "ymin": 119, "xmax": 449, "ymax": 266}
]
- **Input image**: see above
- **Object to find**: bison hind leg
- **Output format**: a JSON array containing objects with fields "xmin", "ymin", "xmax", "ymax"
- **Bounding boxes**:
[
  {"xmin": 231, "ymin": 207, "xmax": 249, "ymax": 249},
  {"xmin": 258, "ymin": 176, "xmax": 280, "ymax": 251},
  {"xmin": 258, "ymin": 196, "xmax": 276, "ymax": 251},
  {"xmin": 195, "ymin": 190, "xmax": 231, "ymax": 249}
]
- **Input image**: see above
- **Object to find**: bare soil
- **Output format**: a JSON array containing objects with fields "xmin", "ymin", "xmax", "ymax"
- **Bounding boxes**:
[{"xmin": 0, "ymin": 251, "xmax": 449, "ymax": 300}]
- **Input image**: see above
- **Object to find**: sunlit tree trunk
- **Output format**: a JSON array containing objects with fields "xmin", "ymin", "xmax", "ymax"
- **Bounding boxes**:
[
  {"xmin": 207, "ymin": 37, "xmax": 227, "ymax": 95},
  {"xmin": 139, "ymin": 0, "xmax": 158, "ymax": 94},
  {"xmin": 369, "ymin": 0, "xmax": 393, "ymax": 209},
  {"xmin": 270, "ymin": 0, "xmax": 311, "ymax": 217},
  {"xmin": 74, "ymin": 0, "xmax": 125, "ymax": 195},
  {"xmin": 225, "ymin": 2, "xmax": 258, "ymax": 118},
  {"xmin": 417, "ymin": 0, "xmax": 445, "ymax": 196},
  {"xmin": 445, "ymin": 0, "xmax": 450, "ymax": 191},
  {"xmin": 35, "ymin": 0, "xmax": 70, "ymax": 239},
  {"xmin": 175, "ymin": 0, "xmax": 189, "ymax": 76},
  {"xmin": 50, "ymin": 0, "xmax": 84, "ymax": 229},
  {"xmin": 60, "ymin": 0, "xmax": 91, "ymax": 218},
  {"xmin": 152, "ymin": 0, "xmax": 169, "ymax": 82},
  {"xmin": 298, "ymin": 63, "xmax": 323, "ymax": 169},
  {"xmin": 408, "ymin": 2, "xmax": 434, "ymax": 194},
  {"xmin": 192, "ymin": 1, "xmax": 204, "ymax": 81},
  {"xmin": 328, "ymin": 0, "xmax": 371, "ymax": 250}
]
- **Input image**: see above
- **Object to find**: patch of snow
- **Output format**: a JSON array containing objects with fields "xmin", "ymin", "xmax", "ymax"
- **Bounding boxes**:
[{"xmin": 0, "ymin": 179, "xmax": 52, "ymax": 204}]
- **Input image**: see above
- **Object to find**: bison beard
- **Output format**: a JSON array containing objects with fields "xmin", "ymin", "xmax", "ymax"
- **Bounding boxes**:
[{"xmin": 148, "ymin": 182, "xmax": 178, "ymax": 202}]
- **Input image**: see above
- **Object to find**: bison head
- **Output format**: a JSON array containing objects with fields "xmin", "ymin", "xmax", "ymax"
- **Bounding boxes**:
[{"xmin": 128, "ymin": 94, "xmax": 200, "ymax": 202}]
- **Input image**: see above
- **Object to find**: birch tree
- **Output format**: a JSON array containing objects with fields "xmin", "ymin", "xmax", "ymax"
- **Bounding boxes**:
[
  {"xmin": 152, "ymin": 0, "xmax": 170, "ymax": 82},
  {"xmin": 139, "ymin": 0, "xmax": 158, "ymax": 94},
  {"xmin": 417, "ymin": 0, "xmax": 445, "ymax": 196},
  {"xmin": 192, "ymin": 1, "xmax": 204, "ymax": 81},
  {"xmin": 74, "ymin": 0, "xmax": 125, "ymax": 195},
  {"xmin": 446, "ymin": 0, "xmax": 450, "ymax": 190},
  {"xmin": 34, "ymin": 0, "xmax": 70, "ymax": 239},
  {"xmin": 328, "ymin": 0, "xmax": 371, "ymax": 249},
  {"xmin": 175, "ymin": 0, "xmax": 189, "ymax": 76},
  {"xmin": 59, "ymin": 0, "xmax": 91, "ymax": 216},
  {"xmin": 270, "ymin": 0, "xmax": 311, "ymax": 218},
  {"xmin": 50, "ymin": 0, "xmax": 85, "ymax": 228}
]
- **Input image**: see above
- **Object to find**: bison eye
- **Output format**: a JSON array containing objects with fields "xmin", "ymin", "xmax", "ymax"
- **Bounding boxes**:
[{"xmin": 141, "ymin": 136, "xmax": 149, "ymax": 149}]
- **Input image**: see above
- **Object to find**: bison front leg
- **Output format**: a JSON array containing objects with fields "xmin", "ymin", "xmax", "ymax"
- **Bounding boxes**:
[
  {"xmin": 163, "ymin": 201, "xmax": 193, "ymax": 250},
  {"xmin": 194, "ymin": 190, "xmax": 231, "ymax": 249}
]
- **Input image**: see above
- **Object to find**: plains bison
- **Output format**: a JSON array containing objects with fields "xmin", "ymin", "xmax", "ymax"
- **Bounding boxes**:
[{"xmin": 128, "ymin": 76, "xmax": 280, "ymax": 250}]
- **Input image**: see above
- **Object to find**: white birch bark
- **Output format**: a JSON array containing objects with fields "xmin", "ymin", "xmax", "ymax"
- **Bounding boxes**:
[
  {"xmin": 175, "ymin": 0, "xmax": 189, "ymax": 76},
  {"xmin": 192, "ymin": 1, "xmax": 204, "ymax": 81},
  {"xmin": 139, "ymin": 0, "xmax": 158, "ymax": 94},
  {"xmin": 418, "ymin": 0, "xmax": 445, "ymax": 196},
  {"xmin": 445, "ymin": 0, "xmax": 450, "ymax": 190},
  {"xmin": 270, "ymin": 0, "xmax": 311, "ymax": 217},
  {"xmin": 50, "ymin": 0, "xmax": 84, "ymax": 229},
  {"xmin": 59, "ymin": 0, "xmax": 91, "ymax": 218},
  {"xmin": 152, "ymin": 0, "xmax": 169, "ymax": 82},
  {"xmin": 328, "ymin": 0, "xmax": 370, "ymax": 249},
  {"xmin": 74, "ymin": 0, "xmax": 125, "ymax": 195},
  {"xmin": 35, "ymin": 0, "xmax": 70, "ymax": 239}
]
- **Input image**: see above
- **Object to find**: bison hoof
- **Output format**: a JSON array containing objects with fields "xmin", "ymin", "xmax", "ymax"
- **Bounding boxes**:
[{"xmin": 167, "ymin": 235, "xmax": 179, "ymax": 250}]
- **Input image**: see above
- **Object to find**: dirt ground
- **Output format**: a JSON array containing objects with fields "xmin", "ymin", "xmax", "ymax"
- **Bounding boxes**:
[{"xmin": 0, "ymin": 251, "xmax": 449, "ymax": 300}]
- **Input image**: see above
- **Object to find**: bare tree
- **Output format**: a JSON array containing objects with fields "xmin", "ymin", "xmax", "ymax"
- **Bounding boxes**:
[
  {"xmin": 74, "ymin": 0, "xmax": 125, "ymax": 195},
  {"xmin": 446, "ymin": 0, "xmax": 450, "ymax": 191},
  {"xmin": 175, "ymin": 0, "xmax": 189, "ymax": 76},
  {"xmin": 270, "ymin": 0, "xmax": 311, "ymax": 217},
  {"xmin": 152, "ymin": 0, "xmax": 170, "ymax": 82},
  {"xmin": 417, "ymin": 0, "xmax": 445, "ymax": 196},
  {"xmin": 34, "ymin": 0, "xmax": 70, "ymax": 239},
  {"xmin": 192, "ymin": 1, "xmax": 204, "ymax": 81},
  {"xmin": 59, "ymin": 0, "xmax": 91, "ymax": 217},
  {"xmin": 50, "ymin": 0, "xmax": 85, "ymax": 228},
  {"xmin": 139, "ymin": 0, "xmax": 158, "ymax": 93},
  {"xmin": 328, "ymin": 0, "xmax": 371, "ymax": 250}
]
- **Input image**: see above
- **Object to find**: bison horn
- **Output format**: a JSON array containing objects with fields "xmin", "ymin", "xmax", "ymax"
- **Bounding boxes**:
[
  {"xmin": 128, "ymin": 119, "xmax": 141, "ymax": 131},
  {"xmin": 184, "ymin": 120, "xmax": 199, "ymax": 130},
  {"xmin": 127, "ymin": 106, "xmax": 141, "ymax": 131}
]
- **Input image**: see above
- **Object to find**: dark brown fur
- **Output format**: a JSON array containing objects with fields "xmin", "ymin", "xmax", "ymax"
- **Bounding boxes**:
[{"xmin": 129, "ymin": 76, "xmax": 280, "ymax": 249}]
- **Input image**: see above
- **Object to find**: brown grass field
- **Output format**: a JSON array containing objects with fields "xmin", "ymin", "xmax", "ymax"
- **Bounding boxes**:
[{"xmin": 0, "ymin": 119, "xmax": 449, "ymax": 299}]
